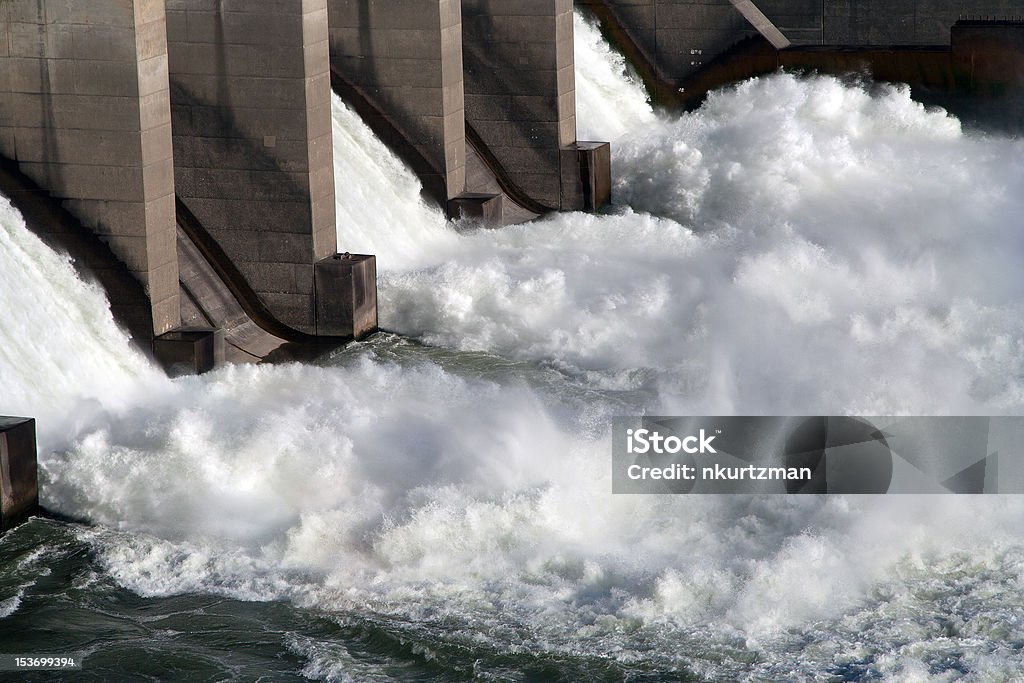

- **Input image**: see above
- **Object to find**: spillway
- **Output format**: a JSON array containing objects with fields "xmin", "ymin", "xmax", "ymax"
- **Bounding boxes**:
[{"xmin": 1, "ymin": 10, "xmax": 1024, "ymax": 680}]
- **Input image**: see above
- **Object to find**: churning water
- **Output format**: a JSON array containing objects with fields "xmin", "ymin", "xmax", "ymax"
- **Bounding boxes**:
[{"xmin": 2, "ymin": 10, "xmax": 1024, "ymax": 681}]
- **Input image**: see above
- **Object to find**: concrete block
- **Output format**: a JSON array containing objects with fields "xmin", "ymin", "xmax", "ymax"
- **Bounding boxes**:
[
  {"xmin": 0, "ymin": 417, "xmax": 38, "ymax": 533},
  {"xmin": 561, "ymin": 141, "xmax": 611, "ymax": 211},
  {"xmin": 140, "ymin": 90, "xmax": 173, "ymax": 131},
  {"xmin": 303, "ymin": 8, "xmax": 330, "ymax": 45},
  {"xmin": 7, "ymin": 57, "xmax": 47, "ymax": 93},
  {"xmin": 153, "ymin": 328, "xmax": 224, "ymax": 375},
  {"xmin": 246, "ymin": 262, "xmax": 314, "ymax": 294},
  {"xmin": 9, "ymin": 126, "xmax": 144, "ymax": 167},
  {"xmin": 363, "ymin": 0, "xmax": 443, "ymax": 30},
  {"xmin": 314, "ymin": 254, "xmax": 378, "ymax": 339},
  {"xmin": 447, "ymin": 192, "xmax": 503, "ymax": 222},
  {"xmin": 8, "ymin": 21, "xmax": 74, "ymax": 59},
  {"xmin": 18, "ymin": 162, "xmax": 146, "ymax": 202},
  {"xmin": 375, "ymin": 85, "xmax": 447, "ymax": 118}
]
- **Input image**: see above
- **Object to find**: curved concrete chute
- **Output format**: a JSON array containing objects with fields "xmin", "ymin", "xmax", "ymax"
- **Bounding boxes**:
[
  {"xmin": 464, "ymin": 121, "xmax": 553, "ymax": 216},
  {"xmin": 173, "ymin": 197, "xmax": 329, "ymax": 361}
]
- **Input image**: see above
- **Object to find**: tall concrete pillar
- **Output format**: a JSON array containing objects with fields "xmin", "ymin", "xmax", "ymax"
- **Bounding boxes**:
[
  {"xmin": 461, "ymin": 0, "xmax": 577, "ymax": 210},
  {"xmin": 166, "ymin": 0, "xmax": 338, "ymax": 334},
  {"xmin": 329, "ymin": 0, "xmax": 467, "ymax": 202},
  {"xmin": 0, "ymin": 0, "xmax": 181, "ymax": 335}
]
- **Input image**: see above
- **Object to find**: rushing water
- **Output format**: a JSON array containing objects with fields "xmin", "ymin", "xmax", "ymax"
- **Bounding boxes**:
[{"xmin": 2, "ymin": 10, "xmax": 1024, "ymax": 681}]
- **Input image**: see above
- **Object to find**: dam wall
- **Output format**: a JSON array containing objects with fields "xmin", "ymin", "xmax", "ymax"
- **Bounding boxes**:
[
  {"xmin": 461, "ymin": 0, "xmax": 577, "ymax": 210},
  {"xmin": 587, "ymin": 0, "xmax": 1024, "ymax": 94},
  {"xmin": 462, "ymin": 0, "xmax": 611, "ymax": 211},
  {"xmin": 0, "ymin": 417, "xmax": 37, "ymax": 534},
  {"xmin": 0, "ymin": 0, "xmax": 180, "ymax": 335},
  {"xmin": 329, "ymin": 0, "xmax": 610, "ymax": 215},
  {"xmin": 17, "ymin": 1, "xmax": 1021, "ymax": 371},
  {"xmin": 580, "ymin": 0, "xmax": 1024, "ymax": 120},
  {"xmin": 165, "ymin": 0, "xmax": 338, "ymax": 335},
  {"xmin": 328, "ymin": 0, "xmax": 467, "ymax": 203}
]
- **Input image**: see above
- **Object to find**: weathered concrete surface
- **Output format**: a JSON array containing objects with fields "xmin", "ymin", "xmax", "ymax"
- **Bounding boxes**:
[
  {"xmin": 730, "ymin": 0, "xmax": 789, "ymax": 49},
  {"xmin": 166, "ymin": 0, "xmax": 337, "ymax": 335},
  {"xmin": 0, "ymin": 157, "xmax": 156, "ymax": 345},
  {"xmin": 153, "ymin": 328, "xmax": 223, "ymax": 376},
  {"xmin": 0, "ymin": 417, "xmax": 37, "ymax": 533},
  {"xmin": 589, "ymin": 0, "xmax": 1024, "ymax": 95},
  {"xmin": 0, "ymin": 0, "xmax": 180, "ymax": 334},
  {"xmin": 329, "ymin": 0, "xmax": 467, "ymax": 201},
  {"xmin": 561, "ymin": 141, "xmax": 610, "ymax": 210},
  {"xmin": 462, "ymin": 0, "xmax": 579, "ymax": 210},
  {"xmin": 314, "ymin": 254, "xmax": 377, "ymax": 339},
  {"xmin": 176, "ymin": 222, "xmax": 289, "ymax": 363},
  {"xmin": 583, "ymin": 0, "xmax": 756, "ymax": 88},
  {"xmin": 952, "ymin": 21, "xmax": 1024, "ymax": 96},
  {"xmin": 448, "ymin": 191, "xmax": 503, "ymax": 221}
]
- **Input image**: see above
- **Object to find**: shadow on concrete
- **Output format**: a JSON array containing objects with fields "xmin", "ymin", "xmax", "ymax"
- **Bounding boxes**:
[
  {"xmin": 0, "ymin": 155, "xmax": 155, "ymax": 350},
  {"xmin": 461, "ymin": 0, "xmax": 565, "ymax": 209}
]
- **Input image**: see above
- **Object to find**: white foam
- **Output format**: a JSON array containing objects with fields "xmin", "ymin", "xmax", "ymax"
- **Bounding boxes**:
[
  {"xmin": 0, "ymin": 196, "xmax": 168, "ymax": 451},
  {"xmin": 0, "ymin": 589, "xmax": 23, "ymax": 619},
  {"xmin": 371, "ymin": 70, "xmax": 1024, "ymax": 416},
  {"xmin": 331, "ymin": 94, "xmax": 455, "ymax": 271},
  {"xmin": 574, "ymin": 10, "xmax": 655, "ymax": 142},
  {"xmin": 2, "ymin": 10, "xmax": 1024, "ymax": 678}
]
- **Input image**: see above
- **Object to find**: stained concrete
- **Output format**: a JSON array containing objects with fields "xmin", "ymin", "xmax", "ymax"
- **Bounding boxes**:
[
  {"xmin": 953, "ymin": 20, "xmax": 1024, "ymax": 84},
  {"xmin": 329, "ymin": 0, "xmax": 467, "ymax": 201},
  {"xmin": 448, "ymin": 191, "xmax": 503, "ymax": 221},
  {"xmin": 0, "ymin": 0, "xmax": 180, "ymax": 334},
  {"xmin": 560, "ymin": 141, "xmax": 610, "ymax": 210},
  {"xmin": 0, "ymin": 417, "xmax": 37, "ymax": 533},
  {"xmin": 166, "ymin": 0, "xmax": 337, "ymax": 335},
  {"xmin": 594, "ymin": 0, "xmax": 1024, "ymax": 89},
  {"xmin": 462, "ymin": 0, "xmax": 578, "ymax": 210},
  {"xmin": 314, "ymin": 253, "xmax": 378, "ymax": 339},
  {"xmin": 153, "ymin": 328, "xmax": 223, "ymax": 376}
]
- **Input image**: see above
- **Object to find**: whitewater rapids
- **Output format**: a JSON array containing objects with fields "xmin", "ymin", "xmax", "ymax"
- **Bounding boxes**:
[{"xmin": 1, "ymin": 10, "xmax": 1024, "ymax": 681}]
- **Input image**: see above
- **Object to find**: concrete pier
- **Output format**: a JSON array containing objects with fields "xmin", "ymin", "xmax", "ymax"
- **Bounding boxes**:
[
  {"xmin": 153, "ymin": 328, "xmax": 224, "ymax": 376},
  {"xmin": 329, "ymin": 0, "xmax": 467, "ymax": 203},
  {"xmin": 462, "ymin": 0, "xmax": 610, "ymax": 211},
  {"xmin": 166, "ymin": 0, "xmax": 338, "ymax": 335},
  {"xmin": 0, "ymin": 0, "xmax": 181, "ymax": 335},
  {"xmin": 0, "ymin": 418, "xmax": 37, "ymax": 533},
  {"xmin": 10, "ymin": 0, "xmax": 1020, "ymax": 375},
  {"xmin": 314, "ymin": 253, "xmax": 377, "ymax": 339}
]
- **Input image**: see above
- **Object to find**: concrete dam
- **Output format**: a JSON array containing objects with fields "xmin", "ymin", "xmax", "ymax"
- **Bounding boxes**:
[
  {"xmin": 6, "ymin": 2, "xmax": 1024, "ymax": 678},
  {"xmin": 2, "ymin": 0, "xmax": 1023, "ymax": 373}
]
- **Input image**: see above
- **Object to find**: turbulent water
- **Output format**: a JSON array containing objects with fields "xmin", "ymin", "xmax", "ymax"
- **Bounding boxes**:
[{"xmin": 3, "ymin": 10, "xmax": 1024, "ymax": 681}]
